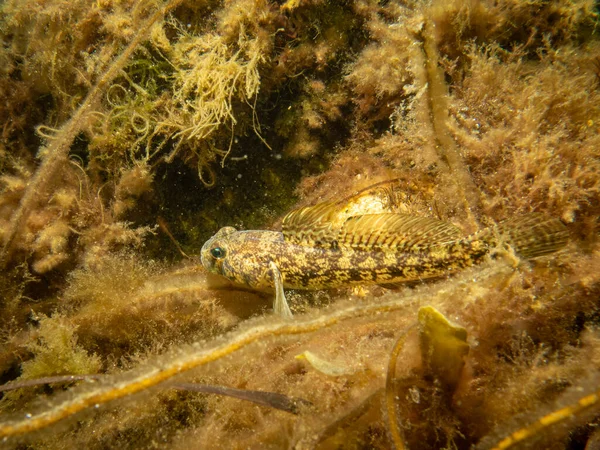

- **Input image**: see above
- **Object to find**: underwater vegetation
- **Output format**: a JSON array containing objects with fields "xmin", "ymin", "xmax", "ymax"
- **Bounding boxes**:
[{"xmin": 0, "ymin": 0, "xmax": 599, "ymax": 448}]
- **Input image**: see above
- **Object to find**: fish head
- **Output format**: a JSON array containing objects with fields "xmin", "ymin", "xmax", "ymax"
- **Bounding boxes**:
[
  {"xmin": 202, "ymin": 228, "xmax": 283, "ymax": 289},
  {"xmin": 201, "ymin": 226, "xmax": 238, "ymax": 277}
]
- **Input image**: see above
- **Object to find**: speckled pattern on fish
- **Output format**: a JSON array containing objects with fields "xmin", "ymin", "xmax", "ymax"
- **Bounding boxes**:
[{"xmin": 201, "ymin": 199, "xmax": 569, "ymax": 291}]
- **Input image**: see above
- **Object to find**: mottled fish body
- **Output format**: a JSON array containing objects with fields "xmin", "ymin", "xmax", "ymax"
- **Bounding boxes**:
[
  {"xmin": 201, "ymin": 228, "xmax": 491, "ymax": 290},
  {"xmin": 201, "ymin": 199, "xmax": 569, "ymax": 296}
]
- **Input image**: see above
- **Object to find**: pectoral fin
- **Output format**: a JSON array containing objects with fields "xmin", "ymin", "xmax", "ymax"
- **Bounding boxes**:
[{"xmin": 269, "ymin": 261, "xmax": 293, "ymax": 319}]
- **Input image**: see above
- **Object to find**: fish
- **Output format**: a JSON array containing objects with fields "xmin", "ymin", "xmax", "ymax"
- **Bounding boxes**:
[{"xmin": 201, "ymin": 189, "xmax": 569, "ymax": 318}]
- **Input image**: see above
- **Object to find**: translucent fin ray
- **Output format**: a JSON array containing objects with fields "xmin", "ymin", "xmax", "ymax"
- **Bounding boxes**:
[
  {"xmin": 338, "ymin": 213, "xmax": 463, "ymax": 251},
  {"xmin": 282, "ymin": 202, "xmax": 341, "ymax": 246},
  {"xmin": 495, "ymin": 213, "xmax": 569, "ymax": 259}
]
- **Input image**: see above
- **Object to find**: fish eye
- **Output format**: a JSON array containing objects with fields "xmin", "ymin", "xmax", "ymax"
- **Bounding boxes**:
[{"xmin": 210, "ymin": 246, "xmax": 226, "ymax": 259}]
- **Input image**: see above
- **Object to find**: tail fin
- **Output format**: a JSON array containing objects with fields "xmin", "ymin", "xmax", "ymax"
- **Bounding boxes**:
[{"xmin": 495, "ymin": 213, "xmax": 569, "ymax": 259}]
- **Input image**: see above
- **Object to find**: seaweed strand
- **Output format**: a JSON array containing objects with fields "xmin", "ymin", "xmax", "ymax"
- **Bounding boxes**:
[
  {"xmin": 385, "ymin": 325, "xmax": 416, "ymax": 450},
  {"xmin": 0, "ymin": 0, "xmax": 184, "ymax": 268},
  {"xmin": 421, "ymin": 8, "xmax": 482, "ymax": 231},
  {"xmin": 0, "ymin": 287, "xmax": 430, "ymax": 438},
  {"xmin": 490, "ymin": 387, "xmax": 600, "ymax": 450}
]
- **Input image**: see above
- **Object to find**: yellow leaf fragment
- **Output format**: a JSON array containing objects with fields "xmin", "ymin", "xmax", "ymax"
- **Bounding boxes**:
[
  {"xmin": 295, "ymin": 350, "xmax": 357, "ymax": 377},
  {"xmin": 418, "ymin": 306, "xmax": 469, "ymax": 392}
]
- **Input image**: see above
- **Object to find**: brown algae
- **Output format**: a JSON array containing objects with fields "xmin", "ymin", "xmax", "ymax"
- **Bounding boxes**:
[{"xmin": 0, "ymin": 0, "xmax": 599, "ymax": 449}]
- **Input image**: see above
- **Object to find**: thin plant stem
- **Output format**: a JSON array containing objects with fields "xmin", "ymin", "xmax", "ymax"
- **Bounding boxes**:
[
  {"xmin": 0, "ymin": 293, "xmax": 423, "ymax": 438},
  {"xmin": 0, "ymin": 0, "xmax": 184, "ymax": 268},
  {"xmin": 385, "ymin": 325, "xmax": 416, "ymax": 450}
]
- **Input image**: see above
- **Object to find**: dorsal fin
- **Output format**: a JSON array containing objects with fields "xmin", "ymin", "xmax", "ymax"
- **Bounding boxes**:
[
  {"xmin": 282, "ymin": 202, "xmax": 341, "ymax": 246},
  {"xmin": 281, "ymin": 180, "xmax": 401, "ymax": 246},
  {"xmin": 338, "ymin": 214, "xmax": 463, "ymax": 250}
]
